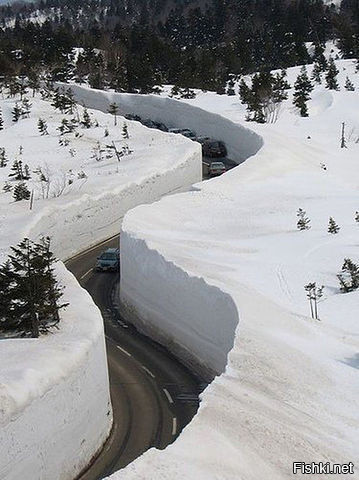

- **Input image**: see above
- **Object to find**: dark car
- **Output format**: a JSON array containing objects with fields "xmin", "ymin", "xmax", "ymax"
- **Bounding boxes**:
[
  {"xmin": 209, "ymin": 161, "xmax": 226, "ymax": 177},
  {"xmin": 201, "ymin": 139, "xmax": 227, "ymax": 158},
  {"xmin": 95, "ymin": 248, "xmax": 120, "ymax": 272},
  {"xmin": 124, "ymin": 113, "xmax": 142, "ymax": 122}
]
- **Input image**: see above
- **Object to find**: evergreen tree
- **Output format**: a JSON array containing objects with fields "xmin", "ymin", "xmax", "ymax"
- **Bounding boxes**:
[
  {"xmin": 226, "ymin": 76, "xmax": 236, "ymax": 96},
  {"xmin": 0, "ymin": 147, "xmax": 7, "ymax": 168},
  {"xmin": 104, "ymin": 128, "xmax": 109, "ymax": 137},
  {"xmin": 325, "ymin": 58, "xmax": 340, "ymax": 91},
  {"xmin": 12, "ymin": 103, "xmax": 22, "ymax": 122},
  {"xmin": 23, "ymin": 164, "xmax": 31, "ymax": 180},
  {"xmin": 328, "ymin": 217, "xmax": 340, "ymax": 234},
  {"xmin": 122, "ymin": 122, "xmax": 129, "ymax": 139},
  {"xmin": 344, "ymin": 76, "xmax": 355, "ymax": 91},
  {"xmin": 13, "ymin": 182, "xmax": 30, "ymax": 201},
  {"xmin": 0, "ymin": 237, "xmax": 67, "ymax": 337},
  {"xmin": 297, "ymin": 208, "xmax": 311, "ymax": 230},
  {"xmin": 293, "ymin": 67, "xmax": 313, "ymax": 117},
  {"xmin": 0, "ymin": 108, "xmax": 3, "ymax": 130},
  {"xmin": 108, "ymin": 103, "xmax": 119, "ymax": 126},
  {"xmin": 312, "ymin": 42, "xmax": 327, "ymax": 72},
  {"xmin": 311, "ymin": 63, "xmax": 322, "ymax": 84},
  {"xmin": 8, "ymin": 160, "xmax": 24, "ymax": 180},
  {"xmin": 81, "ymin": 108, "xmax": 92, "ymax": 128},
  {"xmin": 21, "ymin": 98, "xmax": 32, "ymax": 118},
  {"xmin": 38, "ymin": 118, "xmax": 49, "ymax": 135},
  {"xmin": 337, "ymin": 258, "xmax": 359, "ymax": 292},
  {"xmin": 3, "ymin": 181, "xmax": 12, "ymax": 193}
]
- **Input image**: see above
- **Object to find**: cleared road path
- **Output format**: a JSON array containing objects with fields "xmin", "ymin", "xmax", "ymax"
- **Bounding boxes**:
[{"xmin": 66, "ymin": 235, "xmax": 205, "ymax": 480}]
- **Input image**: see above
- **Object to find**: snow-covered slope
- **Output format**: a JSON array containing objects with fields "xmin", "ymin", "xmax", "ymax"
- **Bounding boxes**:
[
  {"xmin": 114, "ymin": 59, "xmax": 359, "ymax": 479},
  {"xmin": 0, "ymin": 92, "xmax": 201, "ymax": 479}
]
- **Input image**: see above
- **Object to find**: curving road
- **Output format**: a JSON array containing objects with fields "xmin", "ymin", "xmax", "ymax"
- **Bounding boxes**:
[{"xmin": 66, "ymin": 235, "xmax": 205, "ymax": 480}]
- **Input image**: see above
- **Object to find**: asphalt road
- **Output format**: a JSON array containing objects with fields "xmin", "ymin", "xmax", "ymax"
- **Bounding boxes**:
[{"xmin": 65, "ymin": 235, "xmax": 205, "ymax": 480}]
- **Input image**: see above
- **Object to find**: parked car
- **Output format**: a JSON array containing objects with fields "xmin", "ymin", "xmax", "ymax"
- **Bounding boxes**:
[
  {"xmin": 152, "ymin": 121, "xmax": 168, "ymax": 132},
  {"xmin": 124, "ymin": 113, "xmax": 142, "ymax": 122},
  {"xmin": 168, "ymin": 128, "xmax": 183, "ymax": 134},
  {"xmin": 201, "ymin": 139, "xmax": 227, "ymax": 158},
  {"xmin": 95, "ymin": 248, "xmax": 120, "ymax": 272},
  {"xmin": 209, "ymin": 161, "xmax": 226, "ymax": 177},
  {"xmin": 178, "ymin": 128, "xmax": 196, "ymax": 139}
]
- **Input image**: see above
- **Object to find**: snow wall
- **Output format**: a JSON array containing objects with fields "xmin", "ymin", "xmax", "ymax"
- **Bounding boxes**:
[
  {"xmin": 114, "ymin": 99, "xmax": 263, "ymax": 379},
  {"xmin": 0, "ymin": 264, "xmax": 112, "ymax": 480},
  {"xmin": 63, "ymin": 84, "xmax": 263, "ymax": 163},
  {"xmin": 119, "ymin": 234, "xmax": 238, "ymax": 380},
  {"xmin": 0, "ymin": 91, "xmax": 202, "ymax": 479}
]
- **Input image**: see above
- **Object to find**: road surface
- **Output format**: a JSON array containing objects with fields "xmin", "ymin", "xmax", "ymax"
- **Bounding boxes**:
[{"xmin": 66, "ymin": 236, "xmax": 205, "ymax": 480}]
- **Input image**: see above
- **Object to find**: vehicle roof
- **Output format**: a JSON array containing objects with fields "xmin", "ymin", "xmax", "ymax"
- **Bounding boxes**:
[
  {"xmin": 104, "ymin": 248, "xmax": 119, "ymax": 253},
  {"xmin": 210, "ymin": 162, "xmax": 226, "ymax": 166}
]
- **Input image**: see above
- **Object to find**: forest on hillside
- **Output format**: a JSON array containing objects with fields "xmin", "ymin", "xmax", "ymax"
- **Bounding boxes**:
[{"xmin": 0, "ymin": 0, "xmax": 358, "ymax": 92}]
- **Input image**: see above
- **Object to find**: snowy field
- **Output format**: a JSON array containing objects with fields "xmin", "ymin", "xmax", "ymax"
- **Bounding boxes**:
[
  {"xmin": 115, "ymin": 59, "xmax": 359, "ymax": 479},
  {"xmin": 0, "ymin": 92, "xmax": 201, "ymax": 479}
]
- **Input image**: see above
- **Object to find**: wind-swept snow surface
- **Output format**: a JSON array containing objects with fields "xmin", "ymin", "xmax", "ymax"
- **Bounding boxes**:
[{"xmin": 115, "ymin": 60, "xmax": 359, "ymax": 479}]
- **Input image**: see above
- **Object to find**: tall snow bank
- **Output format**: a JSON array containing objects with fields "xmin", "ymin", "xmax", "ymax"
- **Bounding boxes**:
[
  {"xmin": 0, "ymin": 264, "xmax": 112, "ymax": 480},
  {"xmin": 120, "ymin": 232, "xmax": 238, "ymax": 380},
  {"xmin": 112, "ymin": 60, "xmax": 359, "ymax": 479},
  {"xmin": 64, "ymin": 84, "xmax": 263, "ymax": 162},
  {"xmin": 0, "ymin": 91, "xmax": 201, "ymax": 479}
]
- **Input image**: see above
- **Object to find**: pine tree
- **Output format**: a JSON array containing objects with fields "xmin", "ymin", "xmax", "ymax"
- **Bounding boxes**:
[
  {"xmin": 122, "ymin": 122, "xmax": 129, "ymax": 139},
  {"xmin": 293, "ymin": 67, "xmax": 313, "ymax": 117},
  {"xmin": 12, "ymin": 103, "xmax": 22, "ymax": 122},
  {"xmin": 337, "ymin": 258, "xmax": 359, "ymax": 292},
  {"xmin": 0, "ymin": 147, "xmax": 7, "ymax": 168},
  {"xmin": 21, "ymin": 98, "xmax": 32, "ymax": 118},
  {"xmin": 170, "ymin": 85, "xmax": 181, "ymax": 98},
  {"xmin": 328, "ymin": 217, "xmax": 340, "ymax": 234},
  {"xmin": 0, "ymin": 108, "xmax": 3, "ymax": 130},
  {"xmin": 108, "ymin": 103, "xmax": 119, "ymax": 126},
  {"xmin": 3, "ymin": 181, "xmax": 12, "ymax": 193},
  {"xmin": 23, "ymin": 164, "xmax": 31, "ymax": 180},
  {"xmin": 325, "ymin": 58, "xmax": 340, "ymax": 91},
  {"xmin": 344, "ymin": 76, "xmax": 355, "ymax": 91},
  {"xmin": 226, "ymin": 76, "xmax": 236, "ymax": 96},
  {"xmin": 8, "ymin": 160, "xmax": 24, "ymax": 180},
  {"xmin": 297, "ymin": 208, "xmax": 311, "ymax": 230},
  {"xmin": 311, "ymin": 63, "xmax": 322, "ymax": 84},
  {"xmin": 0, "ymin": 237, "xmax": 67, "ymax": 336},
  {"xmin": 38, "ymin": 118, "xmax": 49, "ymax": 135},
  {"xmin": 81, "ymin": 108, "xmax": 92, "ymax": 128},
  {"xmin": 13, "ymin": 182, "xmax": 30, "ymax": 201}
]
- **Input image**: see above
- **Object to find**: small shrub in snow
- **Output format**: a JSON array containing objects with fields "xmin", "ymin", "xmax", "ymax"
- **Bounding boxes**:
[
  {"xmin": 325, "ymin": 58, "xmax": 340, "ymax": 91},
  {"xmin": 180, "ymin": 87, "xmax": 196, "ymax": 99},
  {"xmin": 296, "ymin": 208, "xmax": 311, "ymax": 230},
  {"xmin": 38, "ymin": 118, "xmax": 49, "ymax": 135},
  {"xmin": 0, "ymin": 147, "xmax": 8, "ymax": 167},
  {"xmin": 13, "ymin": 182, "xmax": 31, "ymax": 201},
  {"xmin": 226, "ymin": 76, "xmax": 236, "ymax": 96},
  {"xmin": 104, "ymin": 128, "xmax": 109, "ymax": 137},
  {"xmin": 8, "ymin": 160, "xmax": 30, "ymax": 180},
  {"xmin": 122, "ymin": 122, "xmax": 129, "ymax": 139},
  {"xmin": 0, "ymin": 237, "xmax": 67, "ymax": 338},
  {"xmin": 328, "ymin": 217, "xmax": 340, "ymax": 234},
  {"xmin": 304, "ymin": 282, "xmax": 324, "ymax": 320},
  {"xmin": 344, "ymin": 76, "xmax": 355, "ymax": 91},
  {"xmin": 3, "ymin": 182, "xmax": 12, "ymax": 193},
  {"xmin": 77, "ymin": 170, "xmax": 87, "ymax": 179},
  {"xmin": 12, "ymin": 103, "xmax": 22, "ymax": 122},
  {"xmin": 0, "ymin": 108, "xmax": 3, "ymax": 130},
  {"xmin": 57, "ymin": 118, "xmax": 77, "ymax": 135},
  {"xmin": 81, "ymin": 108, "xmax": 92, "ymax": 128},
  {"xmin": 337, "ymin": 258, "xmax": 359, "ymax": 293},
  {"xmin": 21, "ymin": 97, "xmax": 32, "ymax": 118},
  {"xmin": 355, "ymin": 211, "xmax": 359, "ymax": 224}
]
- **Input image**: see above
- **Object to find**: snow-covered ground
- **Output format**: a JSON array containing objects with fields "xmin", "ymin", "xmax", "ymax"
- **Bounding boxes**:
[
  {"xmin": 115, "ymin": 59, "xmax": 359, "ymax": 479},
  {"xmin": 0, "ymin": 91, "xmax": 201, "ymax": 479}
]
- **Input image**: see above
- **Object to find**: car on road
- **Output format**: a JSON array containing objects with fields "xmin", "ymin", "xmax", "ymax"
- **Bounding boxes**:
[
  {"xmin": 168, "ymin": 128, "xmax": 196, "ymax": 139},
  {"xmin": 202, "ymin": 139, "xmax": 227, "ymax": 158},
  {"xmin": 209, "ymin": 161, "xmax": 226, "ymax": 177},
  {"xmin": 95, "ymin": 248, "xmax": 120, "ymax": 272}
]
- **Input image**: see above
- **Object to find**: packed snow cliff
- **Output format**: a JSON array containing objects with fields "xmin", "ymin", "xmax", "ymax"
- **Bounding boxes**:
[{"xmin": 114, "ymin": 59, "xmax": 359, "ymax": 479}]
